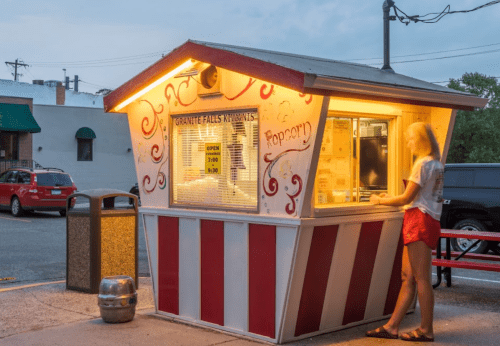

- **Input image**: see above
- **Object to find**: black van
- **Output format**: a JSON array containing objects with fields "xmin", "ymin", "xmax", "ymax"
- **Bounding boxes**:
[{"xmin": 440, "ymin": 163, "xmax": 500, "ymax": 254}]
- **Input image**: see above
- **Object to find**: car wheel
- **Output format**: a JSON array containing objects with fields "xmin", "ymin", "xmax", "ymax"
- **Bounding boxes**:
[
  {"xmin": 451, "ymin": 219, "xmax": 490, "ymax": 254},
  {"xmin": 11, "ymin": 197, "xmax": 23, "ymax": 217},
  {"xmin": 59, "ymin": 210, "xmax": 67, "ymax": 217}
]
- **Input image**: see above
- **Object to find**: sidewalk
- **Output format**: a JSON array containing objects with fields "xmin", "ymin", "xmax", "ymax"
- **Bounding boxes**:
[{"xmin": 1, "ymin": 277, "xmax": 499, "ymax": 345}]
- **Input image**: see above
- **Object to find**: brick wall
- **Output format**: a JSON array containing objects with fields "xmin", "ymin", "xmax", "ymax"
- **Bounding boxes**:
[{"xmin": 56, "ymin": 85, "xmax": 65, "ymax": 105}]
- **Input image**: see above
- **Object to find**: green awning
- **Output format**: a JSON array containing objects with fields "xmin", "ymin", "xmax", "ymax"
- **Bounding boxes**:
[
  {"xmin": 0, "ymin": 103, "xmax": 41, "ymax": 133},
  {"xmin": 75, "ymin": 127, "xmax": 96, "ymax": 139}
]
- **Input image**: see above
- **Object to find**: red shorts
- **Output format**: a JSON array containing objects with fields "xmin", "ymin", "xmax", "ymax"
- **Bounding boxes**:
[{"xmin": 402, "ymin": 207, "xmax": 441, "ymax": 250}]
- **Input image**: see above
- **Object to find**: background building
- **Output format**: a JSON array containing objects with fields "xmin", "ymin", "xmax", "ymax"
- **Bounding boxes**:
[{"xmin": 0, "ymin": 79, "xmax": 136, "ymax": 192}]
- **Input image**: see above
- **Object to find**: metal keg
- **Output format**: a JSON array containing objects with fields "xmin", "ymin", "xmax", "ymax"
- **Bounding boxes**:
[{"xmin": 98, "ymin": 275, "xmax": 137, "ymax": 323}]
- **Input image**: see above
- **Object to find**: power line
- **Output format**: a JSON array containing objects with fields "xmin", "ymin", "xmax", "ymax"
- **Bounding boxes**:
[
  {"xmin": 31, "ymin": 59, "xmax": 158, "ymax": 69},
  {"xmin": 347, "ymin": 42, "xmax": 500, "ymax": 62},
  {"xmin": 367, "ymin": 47, "xmax": 500, "ymax": 66},
  {"xmin": 79, "ymin": 80, "xmax": 112, "ymax": 89},
  {"xmin": 27, "ymin": 50, "xmax": 167, "ymax": 66},
  {"xmin": 393, "ymin": 1, "xmax": 500, "ymax": 25}
]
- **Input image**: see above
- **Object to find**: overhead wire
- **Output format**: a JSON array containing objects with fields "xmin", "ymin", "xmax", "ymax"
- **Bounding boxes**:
[
  {"xmin": 346, "ymin": 42, "xmax": 500, "ymax": 62},
  {"xmin": 367, "ymin": 47, "xmax": 500, "ymax": 66},
  {"xmin": 27, "ymin": 50, "xmax": 167, "ymax": 66},
  {"xmin": 393, "ymin": 1, "xmax": 500, "ymax": 25}
]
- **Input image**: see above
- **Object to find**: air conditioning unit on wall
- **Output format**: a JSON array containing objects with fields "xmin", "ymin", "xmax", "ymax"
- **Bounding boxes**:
[{"xmin": 197, "ymin": 65, "xmax": 222, "ymax": 97}]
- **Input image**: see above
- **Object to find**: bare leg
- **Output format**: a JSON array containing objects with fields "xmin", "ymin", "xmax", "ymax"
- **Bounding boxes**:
[
  {"xmin": 405, "ymin": 240, "xmax": 434, "ymax": 338},
  {"xmin": 382, "ymin": 246, "xmax": 416, "ymax": 335}
]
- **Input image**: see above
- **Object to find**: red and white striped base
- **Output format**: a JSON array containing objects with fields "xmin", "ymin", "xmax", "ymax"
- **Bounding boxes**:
[{"xmin": 143, "ymin": 210, "xmax": 404, "ymax": 344}]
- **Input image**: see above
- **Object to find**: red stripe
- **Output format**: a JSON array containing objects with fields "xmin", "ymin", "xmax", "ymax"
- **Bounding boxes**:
[
  {"xmin": 295, "ymin": 225, "xmax": 339, "ymax": 336},
  {"xmin": 249, "ymin": 224, "xmax": 276, "ymax": 338},
  {"xmin": 158, "ymin": 216, "xmax": 179, "ymax": 314},
  {"xmin": 200, "ymin": 219, "xmax": 224, "ymax": 325},
  {"xmin": 342, "ymin": 221, "xmax": 384, "ymax": 325},
  {"xmin": 384, "ymin": 232, "xmax": 404, "ymax": 315}
]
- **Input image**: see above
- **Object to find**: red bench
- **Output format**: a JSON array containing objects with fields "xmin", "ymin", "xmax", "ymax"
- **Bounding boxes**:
[
  {"xmin": 432, "ymin": 229, "xmax": 500, "ymax": 288},
  {"xmin": 432, "ymin": 251, "xmax": 500, "ymax": 262}
]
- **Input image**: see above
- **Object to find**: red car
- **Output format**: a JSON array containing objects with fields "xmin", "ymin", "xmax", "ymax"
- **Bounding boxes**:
[{"xmin": 0, "ymin": 167, "xmax": 77, "ymax": 217}]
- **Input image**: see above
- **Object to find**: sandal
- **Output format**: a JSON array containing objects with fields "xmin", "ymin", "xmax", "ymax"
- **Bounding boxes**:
[
  {"xmin": 401, "ymin": 328, "xmax": 434, "ymax": 342},
  {"xmin": 366, "ymin": 326, "xmax": 398, "ymax": 339}
]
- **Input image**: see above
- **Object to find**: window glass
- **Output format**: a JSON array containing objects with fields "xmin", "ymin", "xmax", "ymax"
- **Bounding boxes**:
[
  {"xmin": 171, "ymin": 110, "xmax": 258, "ymax": 210},
  {"xmin": 37, "ymin": 173, "xmax": 73, "ymax": 187},
  {"xmin": 473, "ymin": 170, "xmax": 500, "ymax": 188},
  {"xmin": 18, "ymin": 171, "xmax": 31, "ymax": 184},
  {"xmin": 6, "ymin": 171, "xmax": 18, "ymax": 184},
  {"xmin": 0, "ymin": 171, "xmax": 10, "ymax": 183},
  {"xmin": 77, "ymin": 139, "xmax": 93, "ymax": 161},
  {"xmin": 443, "ymin": 170, "xmax": 474, "ymax": 187},
  {"xmin": 315, "ymin": 115, "xmax": 390, "ymax": 207}
]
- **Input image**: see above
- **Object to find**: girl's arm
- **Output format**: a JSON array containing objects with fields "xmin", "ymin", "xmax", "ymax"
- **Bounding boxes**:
[{"xmin": 370, "ymin": 181, "xmax": 421, "ymax": 207}]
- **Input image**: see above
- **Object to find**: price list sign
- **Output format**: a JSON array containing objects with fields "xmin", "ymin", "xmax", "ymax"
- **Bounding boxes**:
[{"xmin": 205, "ymin": 143, "xmax": 221, "ymax": 174}]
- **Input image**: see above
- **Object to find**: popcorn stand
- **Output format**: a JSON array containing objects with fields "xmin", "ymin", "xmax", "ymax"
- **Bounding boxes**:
[{"xmin": 104, "ymin": 40, "xmax": 486, "ymax": 343}]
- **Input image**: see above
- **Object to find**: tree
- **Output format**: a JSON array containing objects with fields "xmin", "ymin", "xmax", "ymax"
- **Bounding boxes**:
[
  {"xmin": 95, "ymin": 88, "xmax": 112, "ymax": 96},
  {"xmin": 446, "ymin": 73, "xmax": 500, "ymax": 163}
]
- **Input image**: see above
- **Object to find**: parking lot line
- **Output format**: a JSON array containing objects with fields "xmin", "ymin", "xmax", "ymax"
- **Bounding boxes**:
[
  {"xmin": 0, "ymin": 216, "xmax": 31, "ymax": 223},
  {"xmin": 0, "ymin": 280, "xmax": 65, "ymax": 293},
  {"xmin": 433, "ymin": 273, "xmax": 500, "ymax": 284}
]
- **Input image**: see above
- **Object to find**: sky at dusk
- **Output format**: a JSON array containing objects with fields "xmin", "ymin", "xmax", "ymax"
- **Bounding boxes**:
[{"xmin": 1, "ymin": 0, "xmax": 499, "ymax": 94}]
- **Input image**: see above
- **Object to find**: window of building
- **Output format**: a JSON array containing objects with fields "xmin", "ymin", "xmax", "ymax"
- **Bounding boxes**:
[
  {"xmin": 314, "ymin": 114, "xmax": 392, "ymax": 208},
  {"xmin": 0, "ymin": 131, "xmax": 19, "ymax": 160},
  {"xmin": 77, "ymin": 139, "xmax": 93, "ymax": 161},
  {"xmin": 171, "ymin": 109, "xmax": 258, "ymax": 211}
]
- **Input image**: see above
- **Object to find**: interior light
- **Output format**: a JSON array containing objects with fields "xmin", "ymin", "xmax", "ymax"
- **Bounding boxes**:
[{"xmin": 114, "ymin": 59, "xmax": 194, "ymax": 111}]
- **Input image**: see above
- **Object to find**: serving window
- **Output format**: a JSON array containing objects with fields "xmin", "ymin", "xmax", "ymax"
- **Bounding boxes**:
[
  {"xmin": 314, "ymin": 114, "xmax": 393, "ymax": 208},
  {"xmin": 171, "ymin": 109, "xmax": 258, "ymax": 211}
]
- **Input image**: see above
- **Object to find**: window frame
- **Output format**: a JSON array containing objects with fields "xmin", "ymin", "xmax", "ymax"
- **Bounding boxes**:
[
  {"xmin": 169, "ymin": 108, "xmax": 260, "ymax": 212},
  {"xmin": 313, "ymin": 111, "xmax": 398, "ymax": 216}
]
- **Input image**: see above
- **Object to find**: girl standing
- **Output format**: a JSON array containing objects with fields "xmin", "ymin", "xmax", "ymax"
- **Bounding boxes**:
[{"xmin": 366, "ymin": 122, "xmax": 444, "ymax": 342}]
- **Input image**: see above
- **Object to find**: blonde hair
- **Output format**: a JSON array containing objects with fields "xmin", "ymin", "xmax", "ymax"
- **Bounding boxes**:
[{"xmin": 407, "ymin": 122, "xmax": 441, "ymax": 161}]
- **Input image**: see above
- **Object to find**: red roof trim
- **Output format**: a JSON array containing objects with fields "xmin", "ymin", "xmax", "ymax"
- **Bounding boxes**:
[{"xmin": 104, "ymin": 41, "xmax": 306, "ymax": 112}]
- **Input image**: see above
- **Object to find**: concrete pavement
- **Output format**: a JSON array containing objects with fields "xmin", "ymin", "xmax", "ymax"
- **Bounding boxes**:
[{"xmin": 1, "ymin": 277, "xmax": 499, "ymax": 346}]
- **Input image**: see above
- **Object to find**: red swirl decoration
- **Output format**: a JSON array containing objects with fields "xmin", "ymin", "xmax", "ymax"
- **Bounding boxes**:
[
  {"xmin": 141, "ymin": 101, "xmax": 163, "ymax": 139},
  {"xmin": 225, "ymin": 78, "xmax": 256, "ymax": 100},
  {"xmin": 139, "ymin": 100, "xmax": 168, "ymax": 195},
  {"xmin": 165, "ymin": 76, "xmax": 197, "ymax": 106},
  {"xmin": 299, "ymin": 93, "xmax": 313, "ymax": 105},
  {"xmin": 158, "ymin": 172, "xmax": 166, "ymax": 190},
  {"xmin": 142, "ymin": 169, "xmax": 167, "ymax": 193},
  {"xmin": 262, "ymin": 146, "xmax": 310, "ymax": 213},
  {"xmin": 142, "ymin": 175, "xmax": 154, "ymax": 193},
  {"xmin": 151, "ymin": 144, "xmax": 163, "ymax": 162},
  {"xmin": 260, "ymin": 84, "xmax": 274, "ymax": 99},
  {"xmin": 285, "ymin": 174, "xmax": 302, "ymax": 215}
]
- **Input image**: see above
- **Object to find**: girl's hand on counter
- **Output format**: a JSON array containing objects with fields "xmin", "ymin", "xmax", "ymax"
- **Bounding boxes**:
[{"xmin": 370, "ymin": 195, "xmax": 381, "ymax": 204}]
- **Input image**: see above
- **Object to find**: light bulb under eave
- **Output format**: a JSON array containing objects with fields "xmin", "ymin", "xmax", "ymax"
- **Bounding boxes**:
[{"xmin": 113, "ymin": 59, "xmax": 194, "ymax": 111}]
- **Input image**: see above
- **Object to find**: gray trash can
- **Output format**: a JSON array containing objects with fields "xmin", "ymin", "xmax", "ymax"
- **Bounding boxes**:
[
  {"xmin": 98, "ymin": 275, "xmax": 137, "ymax": 323},
  {"xmin": 66, "ymin": 189, "xmax": 139, "ymax": 294}
]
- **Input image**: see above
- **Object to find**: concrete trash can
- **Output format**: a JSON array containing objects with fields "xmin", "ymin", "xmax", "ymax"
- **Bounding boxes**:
[
  {"xmin": 98, "ymin": 275, "xmax": 137, "ymax": 323},
  {"xmin": 66, "ymin": 188, "xmax": 139, "ymax": 294}
]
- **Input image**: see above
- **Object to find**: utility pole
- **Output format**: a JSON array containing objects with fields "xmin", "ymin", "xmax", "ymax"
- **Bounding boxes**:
[
  {"xmin": 381, "ymin": 0, "xmax": 396, "ymax": 73},
  {"xmin": 5, "ymin": 59, "xmax": 29, "ymax": 81}
]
